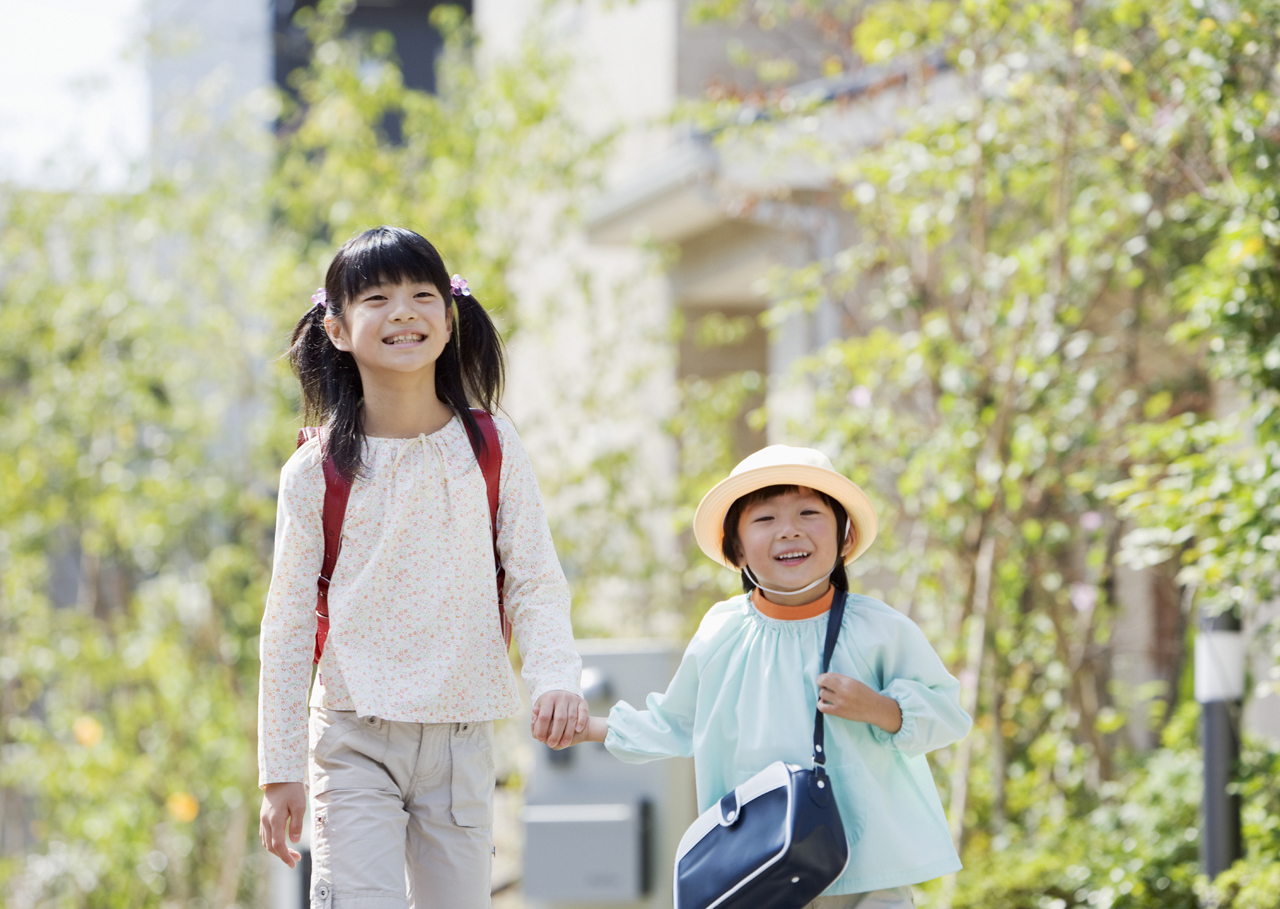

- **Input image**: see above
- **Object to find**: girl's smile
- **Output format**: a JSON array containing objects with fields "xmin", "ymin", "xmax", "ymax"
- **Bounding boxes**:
[
  {"xmin": 326, "ymin": 281, "xmax": 452, "ymax": 373},
  {"xmin": 384, "ymin": 330, "xmax": 426, "ymax": 345}
]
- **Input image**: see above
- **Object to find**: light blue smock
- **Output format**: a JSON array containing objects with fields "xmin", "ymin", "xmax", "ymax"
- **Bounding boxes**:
[{"xmin": 604, "ymin": 592, "xmax": 972, "ymax": 895}]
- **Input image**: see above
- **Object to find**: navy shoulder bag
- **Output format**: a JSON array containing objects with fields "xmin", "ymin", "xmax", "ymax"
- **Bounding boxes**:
[{"xmin": 673, "ymin": 589, "xmax": 853, "ymax": 909}]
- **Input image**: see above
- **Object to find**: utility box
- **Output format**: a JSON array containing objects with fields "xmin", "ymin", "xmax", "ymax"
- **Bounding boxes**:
[{"xmin": 522, "ymin": 640, "xmax": 696, "ymax": 909}]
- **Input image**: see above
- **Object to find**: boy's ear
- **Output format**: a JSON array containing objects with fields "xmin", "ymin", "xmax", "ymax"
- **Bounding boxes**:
[{"xmin": 839, "ymin": 523, "xmax": 856, "ymax": 560}]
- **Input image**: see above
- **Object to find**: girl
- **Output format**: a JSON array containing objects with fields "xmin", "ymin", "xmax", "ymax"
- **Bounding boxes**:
[
  {"xmin": 559, "ymin": 445, "xmax": 972, "ymax": 908},
  {"xmin": 258, "ymin": 226, "xmax": 586, "ymax": 909}
]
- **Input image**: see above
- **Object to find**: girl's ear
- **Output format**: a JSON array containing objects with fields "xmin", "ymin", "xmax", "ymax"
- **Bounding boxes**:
[{"xmin": 324, "ymin": 314, "xmax": 351, "ymax": 352}]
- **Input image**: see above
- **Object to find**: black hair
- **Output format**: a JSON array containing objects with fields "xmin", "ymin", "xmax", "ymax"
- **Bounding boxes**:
[
  {"xmin": 721, "ymin": 484, "xmax": 850, "ymax": 594},
  {"xmin": 288, "ymin": 226, "xmax": 505, "ymax": 479}
]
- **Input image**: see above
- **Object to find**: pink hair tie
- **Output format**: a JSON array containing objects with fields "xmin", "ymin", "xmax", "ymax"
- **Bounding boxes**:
[
  {"xmin": 450, "ymin": 275, "xmax": 471, "ymax": 297},
  {"xmin": 311, "ymin": 287, "xmax": 327, "ymax": 309}
]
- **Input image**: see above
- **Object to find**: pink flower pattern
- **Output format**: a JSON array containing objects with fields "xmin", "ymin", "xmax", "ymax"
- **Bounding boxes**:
[{"xmin": 257, "ymin": 415, "xmax": 581, "ymax": 786}]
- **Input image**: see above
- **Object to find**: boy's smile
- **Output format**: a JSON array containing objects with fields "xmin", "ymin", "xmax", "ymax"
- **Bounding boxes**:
[{"xmin": 734, "ymin": 488, "xmax": 848, "ymax": 605}]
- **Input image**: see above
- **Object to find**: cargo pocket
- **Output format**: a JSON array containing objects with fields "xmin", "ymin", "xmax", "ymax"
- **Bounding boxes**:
[
  {"xmin": 309, "ymin": 708, "xmax": 359, "ymax": 759},
  {"xmin": 311, "ymin": 877, "xmax": 332, "ymax": 909},
  {"xmin": 449, "ymin": 721, "xmax": 495, "ymax": 827},
  {"xmin": 308, "ymin": 709, "xmax": 364, "ymax": 795}
]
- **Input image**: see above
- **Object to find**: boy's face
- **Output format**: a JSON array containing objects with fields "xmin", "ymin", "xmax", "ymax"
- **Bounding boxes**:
[{"xmin": 733, "ymin": 487, "xmax": 845, "ymax": 598}]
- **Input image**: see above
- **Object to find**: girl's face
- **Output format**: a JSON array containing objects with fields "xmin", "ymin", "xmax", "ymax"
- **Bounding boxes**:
[
  {"xmin": 733, "ymin": 487, "xmax": 847, "ymax": 599},
  {"xmin": 324, "ymin": 280, "xmax": 451, "ymax": 376}
]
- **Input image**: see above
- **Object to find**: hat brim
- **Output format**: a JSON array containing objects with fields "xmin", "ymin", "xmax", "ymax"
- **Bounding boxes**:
[{"xmin": 693, "ymin": 464, "xmax": 879, "ymax": 570}]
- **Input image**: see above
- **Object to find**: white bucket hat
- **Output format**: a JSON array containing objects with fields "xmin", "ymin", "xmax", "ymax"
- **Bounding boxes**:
[{"xmin": 693, "ymin": 445, "xmax": 878, "ymax": 569}]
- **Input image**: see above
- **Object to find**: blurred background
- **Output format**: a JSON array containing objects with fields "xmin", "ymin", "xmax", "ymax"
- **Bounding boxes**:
[{"xmin": 2, "ymin": 0, "xmax": 1280, "ymax": 906}]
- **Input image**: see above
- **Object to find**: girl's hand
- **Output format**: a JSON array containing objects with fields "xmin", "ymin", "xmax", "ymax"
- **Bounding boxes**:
[
  {"xmin": 816, "ymin": 672, "xmax": 903, "ymax": 734},
  {"xmin": 259, "ymin": 781, "xmax": 306, "ymax": 868},
  {"xmin": 531, "ymin": 690, "xmax": 589, "ymax": 749}
]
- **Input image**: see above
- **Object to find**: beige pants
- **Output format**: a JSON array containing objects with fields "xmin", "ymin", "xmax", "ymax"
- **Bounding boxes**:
[
  {"xmin": 806, "ymin": 886, "xmax": 916, "ymax": 909},
  {"xmin": 308, "ymin": 708, "xmax": 495, "ymax": 909}
]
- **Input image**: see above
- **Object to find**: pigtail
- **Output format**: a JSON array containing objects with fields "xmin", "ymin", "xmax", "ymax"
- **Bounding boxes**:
[
  {"xmin": 290, "ymin": 304, "xmax": 325, "ymax": 423},
  {"xmin": 437, "ymin": 290, "xmax": 506, "ymax": 456},
  {"xmin": 287, "ymin": 280, "xmax": 366, "ymax": 480},
  {"xmin": 290, "ymin": 225, "xmax": 508, "ymax": 478}
]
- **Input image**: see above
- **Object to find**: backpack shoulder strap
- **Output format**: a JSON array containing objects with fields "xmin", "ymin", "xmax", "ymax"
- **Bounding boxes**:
[
  {"xmin": 469, "ymin": 410, "xmax": 502, "ymax": 531},
  {"xmin": 467, "ymin": 409, "xmax": 510, "ymax": 648},
  {"xmin": 298, "ymin": 427, "xmax": 352, "ymax": 664}
]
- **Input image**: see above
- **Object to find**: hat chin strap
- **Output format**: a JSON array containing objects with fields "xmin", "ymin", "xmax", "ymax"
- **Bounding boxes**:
[
  {"xmin": 742, "ymin": 565, "xmax": 831, "ymax": 599},
  {"xmin": 740, "ymin": 524, "xmax": 853, "ymax": 600}
]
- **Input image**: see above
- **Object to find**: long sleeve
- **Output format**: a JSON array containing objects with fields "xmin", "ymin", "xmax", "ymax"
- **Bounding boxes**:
[
  {"xmin": 257, "ymin": 443, "xmax": 325, "ymax": 787},
  {"xmin": 861, "ymin": 608, "xmax": 972, "ymax": 758},
  {"xmin": 605, "ymin": 638, "xmax": 701, "ymax": 763},
  {"xmin": 493, "ymin": 418, "xmax": 581, "ymax": 705},
  {"xmin": 597, "ymin": 593, "xmax": 963, "ymax": 894}
]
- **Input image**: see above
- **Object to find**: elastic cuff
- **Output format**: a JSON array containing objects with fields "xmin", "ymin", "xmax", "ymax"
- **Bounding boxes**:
[{"xmin": 869, "ymin": 709, "xmax": 915, "ymax": 750}]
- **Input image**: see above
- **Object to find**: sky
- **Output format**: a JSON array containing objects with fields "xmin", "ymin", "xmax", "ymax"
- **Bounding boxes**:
[{"xmin": 0, "ymin": 0, "xmax": 149, "ymax": 190}]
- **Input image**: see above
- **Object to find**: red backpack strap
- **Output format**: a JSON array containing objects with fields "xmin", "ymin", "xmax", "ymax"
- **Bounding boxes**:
[
  {"xmin": 468, "ymin": 409, "xmax": 509, "ymax": 648},
  {"xmin": 298, "ymin": 427, "xmax": 352, "ymax": 664}
]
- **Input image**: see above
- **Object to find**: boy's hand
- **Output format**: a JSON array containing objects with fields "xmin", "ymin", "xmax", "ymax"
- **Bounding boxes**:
[
  {"xmin": 563, "ymin": 715, "xmax": 608, "ymax": 748},
  {"xmin": 259, "ymin": 781, "xmax": 306, "ymax": 868},
  {"xmin": 531, "ymin": 690, "xmax": 589, "ymax": 749},
  {"xmin": 816, "ymin": 673, "xmax": 903, "ymax": 734}
]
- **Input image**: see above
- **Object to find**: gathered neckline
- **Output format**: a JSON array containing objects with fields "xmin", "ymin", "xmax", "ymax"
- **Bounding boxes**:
[
  {"xmin": 363, "ymin": 414, "xmax": 460, "ymax": 441},
  {"xmin": 751, "ymin": 586, "xmax": 835, "ymax": 621}
]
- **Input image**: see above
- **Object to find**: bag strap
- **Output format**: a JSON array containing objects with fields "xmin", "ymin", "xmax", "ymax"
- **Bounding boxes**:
[
  {"xmin": 298, "ymin": 428, "xmax": 353, "ymax": 664},
  {"xmin": 465, "ymin": 409, "xmax": 510, "ymax": 649},
  {"xmin": 812, "ymin": 588, "xmax": 849, "ymax": 769}
]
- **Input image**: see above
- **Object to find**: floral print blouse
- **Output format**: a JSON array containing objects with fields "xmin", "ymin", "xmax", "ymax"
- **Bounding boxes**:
[{"xmin": 258, "ymin": 415, "xmax": 581, "ymax": 786}]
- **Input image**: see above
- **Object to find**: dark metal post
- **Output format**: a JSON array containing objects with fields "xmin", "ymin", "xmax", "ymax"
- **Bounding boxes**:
[{"xmin": 1195, "ymin": 611, "xmax": 1244, "ymax": 879}]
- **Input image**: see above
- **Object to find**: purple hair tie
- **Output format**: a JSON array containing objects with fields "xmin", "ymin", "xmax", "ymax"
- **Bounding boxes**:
[
  {"xmin": 450, "ymin": 275, "xmax": 471, "ymax": 298},
  {"xmin": 311, "ymin": 287, "xmax": 328, "ymax": 310}
]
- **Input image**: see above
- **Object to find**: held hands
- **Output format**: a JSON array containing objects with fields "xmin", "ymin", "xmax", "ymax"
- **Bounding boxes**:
[
  {"xmin": 530, "ymin": 690, "xmax": 590, "ymax": 749},
  {"xmin": 259, "ymin": 781, "xmax": 306, "ymax": 868},
  {"xmin": 816, "ymin": 673, "xmax": 903, "ymax": 734}
]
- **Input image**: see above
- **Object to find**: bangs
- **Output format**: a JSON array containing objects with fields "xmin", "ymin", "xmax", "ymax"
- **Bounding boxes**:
[
  {"xmin": 735, "ymin": 484, "xmax": 802, "ymax": 510},
  {"xmin": 335, "ymin": 227, "xmax": 450, "ymax": 303},
  {"xmin": 720, "ymin": 483, "xmax": 848, "ymax": 565}
]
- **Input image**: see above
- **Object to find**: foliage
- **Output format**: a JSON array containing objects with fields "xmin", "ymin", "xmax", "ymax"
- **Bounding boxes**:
[
  {"xmin": 1095, "ymin": 0, "xmax": 1280, "ymax": 634},
  {"xmin": 0, "ymin": 3, "xmax": 593, "ymax": 903},
  {"xmin": 0, "ymin": 161, "xmax": 271, "ymax": 906},
  {"xmin": 946, "ymin": 741, "xmax": 1202, "ymax": 909},
  {"xmin": 938, "ymin": 712, "xmax": 1280, "ymax": 909},
  {"xmin": 676, "ymin": 0, "xmax": 1280, "ymax": 903}
]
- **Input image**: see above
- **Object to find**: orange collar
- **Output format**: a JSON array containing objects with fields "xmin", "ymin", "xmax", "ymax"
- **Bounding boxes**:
[{"xmin": 751, "ymin": 586, "xmax": 835, "ymax": 620}]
